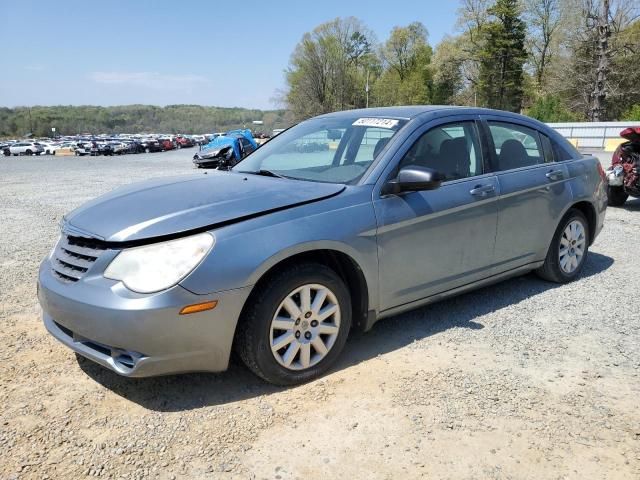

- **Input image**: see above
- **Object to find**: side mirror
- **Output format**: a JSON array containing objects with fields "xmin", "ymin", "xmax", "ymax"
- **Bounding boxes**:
[{"xmin": 383, "ymin": 166, "xmax": 444, "ymax": 195}]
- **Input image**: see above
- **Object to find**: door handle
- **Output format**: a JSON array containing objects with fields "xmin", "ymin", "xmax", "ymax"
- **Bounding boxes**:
[
  {"xmin": 470, "ymin": 184, "xmax": 496, "ymax": 197},
  {"xmin": 545, "ymin": 170, "xmax": 564, "ymax": 181}
]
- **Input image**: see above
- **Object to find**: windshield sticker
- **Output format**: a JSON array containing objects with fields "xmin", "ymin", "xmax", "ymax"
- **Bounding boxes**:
[{"xmin": 352, "ymin": 118, "xmax": 399, "ymax": 129}]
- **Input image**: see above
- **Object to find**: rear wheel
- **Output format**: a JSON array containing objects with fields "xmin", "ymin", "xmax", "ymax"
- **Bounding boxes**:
[
  {"xmin": 236, "ymin": 263, "xmax": 351, "ymax": 385},
  {"xmin": 25, "ymin": 149, "xmax": 32, "ymax": 156},
  {"xmin": 607, "ymin": 186, "xmax": 628, "ymax": 207},
  {"xmin": 536, "ymin": 209, "xmax": 589, "ymax": 283}
]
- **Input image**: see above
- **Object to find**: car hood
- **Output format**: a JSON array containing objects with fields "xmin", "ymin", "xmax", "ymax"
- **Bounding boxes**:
[{"xmin": 64, "ymin": 171, "xmax": 345, "ymax": 243}]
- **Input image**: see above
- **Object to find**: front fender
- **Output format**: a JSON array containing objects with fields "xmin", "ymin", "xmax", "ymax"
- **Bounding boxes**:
[{"xmin": 179, "ymin": 186, "xmax": 379, "ymax": 309}]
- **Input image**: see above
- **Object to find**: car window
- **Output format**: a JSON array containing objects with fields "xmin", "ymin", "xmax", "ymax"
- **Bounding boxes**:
[
  {"xmin": 398, "ymin": 121, "xmax": 483, "ymax": 180},
  {"xmin": 234, "ymin": 116, "xmax": 407, "ymax": 184},
  {"xmin": 349, "ymin": 127, "xmax": 395, "ymax": 163},
  {"xmin": 488, "ymin": 122, "xmax": 544, "ymax": 170},
  {"xmin": 540, "ymin": 134, "xmax": 554, "ymax": 162},
  {"xmin": 552, "ymin": 138, "xmax": 578, "ymax": 161}
]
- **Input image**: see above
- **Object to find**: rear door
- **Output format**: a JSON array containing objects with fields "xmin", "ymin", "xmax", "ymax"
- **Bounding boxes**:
[
  {"xmin": 481, "ymin": 116, "xmax": 572, "ymax": 272},
  {"xmin": 374, "ymin": 115, "xmax": 500, "ymax": 311}
]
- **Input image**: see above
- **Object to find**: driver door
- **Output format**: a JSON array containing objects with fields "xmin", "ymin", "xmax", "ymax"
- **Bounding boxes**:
[{"xmin": 374, "ymin": 117, "xmax": 500, "ymax": 311}]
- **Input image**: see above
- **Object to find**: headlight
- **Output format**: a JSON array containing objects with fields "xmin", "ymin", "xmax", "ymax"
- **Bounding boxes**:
[{"xmin": 104, "ymin": 232, "xmax": 215, "ymax": 293}]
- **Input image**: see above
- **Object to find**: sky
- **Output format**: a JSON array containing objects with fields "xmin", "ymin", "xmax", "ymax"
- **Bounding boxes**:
[{"xmin": 0, "ymin": 0, "xmax": 459, "ymax": 110}]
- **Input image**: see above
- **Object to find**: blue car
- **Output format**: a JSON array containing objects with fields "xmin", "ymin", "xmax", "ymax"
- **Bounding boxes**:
[{"xmin": 193, "ymin": 129, "xmax": 258, "ymax": 168}]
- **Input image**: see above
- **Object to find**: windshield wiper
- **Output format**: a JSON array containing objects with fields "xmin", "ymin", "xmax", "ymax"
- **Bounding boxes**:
[{"xmin": 240, "ymin": 169, "xmax": 287, "ymax": 179}]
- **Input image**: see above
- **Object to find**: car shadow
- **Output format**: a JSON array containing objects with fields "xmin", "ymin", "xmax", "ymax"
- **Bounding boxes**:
[
  {"xmin": 621, "ymin": 197, "xmax": 640, "ymax": 212},
  {"xmin": 78, "ymin": 252, "xmax": 613, "ymax": 412}
]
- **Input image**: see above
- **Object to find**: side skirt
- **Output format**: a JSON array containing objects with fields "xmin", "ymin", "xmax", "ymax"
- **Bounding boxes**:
[{"xmin": 371, "ymin": 261, "xmax": 544, "ymax": 325}]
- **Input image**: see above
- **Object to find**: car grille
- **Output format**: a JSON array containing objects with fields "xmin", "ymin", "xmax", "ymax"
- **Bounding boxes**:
[{"xmin": 51, "ymin": 235, "xmax": 106, "ymax": 283}]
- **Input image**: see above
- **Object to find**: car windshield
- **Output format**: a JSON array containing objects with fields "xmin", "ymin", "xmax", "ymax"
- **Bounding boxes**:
[{"xmin": 233, "ymin": 115, "xmax": 407, "ymax": 184}]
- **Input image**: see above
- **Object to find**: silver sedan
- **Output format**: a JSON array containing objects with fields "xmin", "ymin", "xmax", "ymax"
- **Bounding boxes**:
[{"xmin": 38, "ymin": 106, "xmax": 607, "ymax": 385}]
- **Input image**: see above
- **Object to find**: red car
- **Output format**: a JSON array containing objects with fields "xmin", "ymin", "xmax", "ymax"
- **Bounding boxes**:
[
  {"xmin": 606, "ymin": 127, "xmax": 640, "ymax": 206},
  {"xmin": 175, "ymin": 135, "xmax": 194, "ymax": 148},
  {"xmin": 160, "ymin": 138, "xmax": 176, "ymax": 151}
]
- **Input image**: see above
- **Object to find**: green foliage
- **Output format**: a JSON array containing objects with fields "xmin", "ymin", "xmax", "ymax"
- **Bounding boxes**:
[
  {"xmin": 477, "ymin": 0, "xmax": 527, "ymax": 112},
  {"xmin": 285, "ymin": 17, "xmax": 376, "ymax": 120},
  {"xmin": 525, "ymin": 95, "xmax": 582, "ymax": 122},
  {"xmin": 431, "ymin": 36, "xmax": 465, "ymax": 105},
  {"xmin": 622, "ymin": 105, "xmax": 640, "ymax": 121},
  {"xmin": 286, "ymin": 19, "xmax": 434, "ymax": 119},
  {"xmin": 0, "ymin": 105, "xmax": 289, "ymax": 138}
]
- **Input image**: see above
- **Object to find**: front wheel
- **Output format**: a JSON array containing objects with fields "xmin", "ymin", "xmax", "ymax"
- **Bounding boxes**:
[
  {"xmin": 235, "ymin": 263, "xmax": 352, "ymax": 385},
  {"xmin": 607, "ymin": 185, "xmax": 628, "ymax": 207},
  {"xmin": 25, "ymin": 149, "xmax": 32, "ymax": 156},
  {"xmin": 536, "ymin": 209, "xmax": 589, "ymax": 283}
]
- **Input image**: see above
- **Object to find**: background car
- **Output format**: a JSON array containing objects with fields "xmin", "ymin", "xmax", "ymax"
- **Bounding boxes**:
[
  {"xmin": 193, "ymin": 129, "xmax": 258, "ymax": 169},
  {"xmin": 9, "ymin": 142, "xmax": 44, "ymax": 156},
  {"xmin": 175, "ymin": 135, "xmax": 194, "ymax": 148},
  {"xmin": 1, "ymin": 142, "xmax": 13, "ymax": 156},
  {"xmin": 606, "ymin": 127, "xmax": 640, "ymax": 206},
  {"xmin": 141, "ymin": 139, "xmax": 163, "ymax": 153},
  {"xmin": 160, "ymin": 138, "xmax": 176, "ymax": 151}
]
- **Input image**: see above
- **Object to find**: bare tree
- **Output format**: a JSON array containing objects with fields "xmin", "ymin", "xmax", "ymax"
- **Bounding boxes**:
[
  {"xmin": 523, "ymin": 0, "xmax": 564, "ymax": 90},
  {"xmin": 588, "ymin": 0, "xmax": 611, "ymax": 121}
]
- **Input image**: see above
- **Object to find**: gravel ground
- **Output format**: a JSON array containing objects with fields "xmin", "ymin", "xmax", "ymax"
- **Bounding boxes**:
[{"xmin": 1, "ymin": 150, "xmax": 639, "ymax": 479}]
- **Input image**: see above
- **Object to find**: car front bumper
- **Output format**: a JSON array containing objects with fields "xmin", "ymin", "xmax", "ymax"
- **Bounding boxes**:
[{"xmin": 37, "ymin": 259, "xmax": 252, "ymax": 377}]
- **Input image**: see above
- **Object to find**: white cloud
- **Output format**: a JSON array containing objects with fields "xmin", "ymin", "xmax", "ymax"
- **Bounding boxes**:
[{"xmin": 87, "ymin": 71, "xmax": 209, "ymax": 90}]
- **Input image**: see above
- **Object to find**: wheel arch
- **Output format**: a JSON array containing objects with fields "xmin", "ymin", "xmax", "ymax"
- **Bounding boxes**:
[
  {"xmin": 568, "ymin": 200, "xmax": 597, "ymax": 245},
  {"xmin": 241, "ymin": 247, "xmax": 373, "ymax": 333}
]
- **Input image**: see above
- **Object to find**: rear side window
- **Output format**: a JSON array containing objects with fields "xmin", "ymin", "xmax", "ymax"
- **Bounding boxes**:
[
  {"xmin": 488, "ymin": 121, "xmax": 544, "ymax": 171},
  {"xmin": 552, "ymin": 138, "xmax": 578, "ymax": 161}
]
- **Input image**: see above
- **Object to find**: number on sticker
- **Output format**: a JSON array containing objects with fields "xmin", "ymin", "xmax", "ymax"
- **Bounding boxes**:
[{"xmin": 352, "ymin": 118, "xmax": 399, "ymax": 129}]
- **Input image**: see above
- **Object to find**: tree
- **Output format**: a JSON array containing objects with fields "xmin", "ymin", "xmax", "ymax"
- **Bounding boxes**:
[
  {"xmin": 285, "ymin": 17, "xmax": 376, "ymax": 120},
  {"xmin": 554, "ymin": 0, "xmax": 639, "ymax": 121},
  {"xmin": 590, "ymin": 0, "xmax": 612, "ymax": 121},
  {"xmin": 477, "ymin": 0, "xmax": 528, "ymax": 111},
  {"xmin": 373, "ymin": 22, "xmax": 434, "ymax": 106},
  {"xmin": 526, "ymin": 94, "xmax": 581, "ymax": 121},
  {"xmin": 431, "ymin": 36, "xmax": 466, "ymax": 104},
  {"xmin": 523, "ymin": 0, "xmax": 564, "ymax": 90},
  {"xmin": 622, "ymin": 104, "xmax": 640, "ymax": 120},
  {"xmin": 0, "ymin": 106, "xmax": 290, "ymax": 137},
  {"xmin": 380, "ymin": 22, "xmax": 429, "ymax": 81}
]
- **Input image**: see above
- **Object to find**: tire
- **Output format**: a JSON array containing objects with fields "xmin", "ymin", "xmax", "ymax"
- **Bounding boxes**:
[
  {"xmin": 145, "ymin": 147, "xmax": 150, "ymax": 153},
  {"xmin": 536, "ymin": 209, "xmax": 589, "ymax": 283},
  {"xmin": 607, "ymin": 185, "xmax": 628, "ymax": 207},
  {"xmin": 25, "ymin": 149, "xmax": 32, "ymax": 156},
  {"xmin": 235, "ymin": 263, "xmax": 352, "ymax": 386}
]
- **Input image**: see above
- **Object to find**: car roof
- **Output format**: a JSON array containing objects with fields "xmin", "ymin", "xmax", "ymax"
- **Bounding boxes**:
[{"xmin": 316, "ymin": 105, "xmax": 541, "ymax": 123}]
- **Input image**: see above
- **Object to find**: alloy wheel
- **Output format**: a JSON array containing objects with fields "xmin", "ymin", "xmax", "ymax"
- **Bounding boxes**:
[
  {"xmin": 269, "ymin": 284, "xmax": 340, "ymax": 371},
  {"xmin": 559, "ymin": 219, "xmax": 586, "ymax": 274}
]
